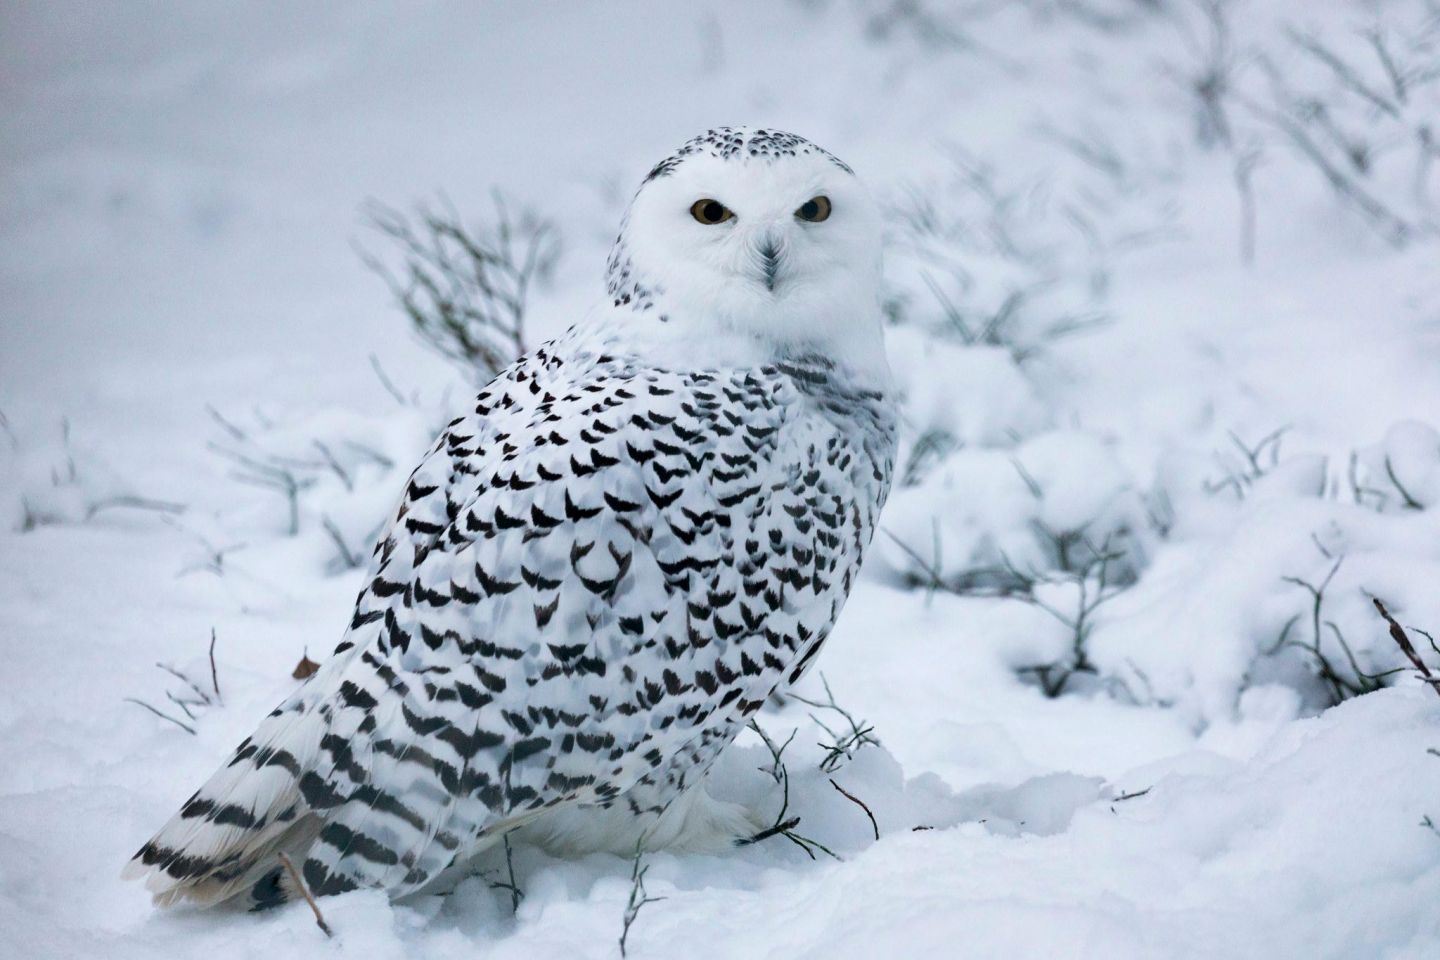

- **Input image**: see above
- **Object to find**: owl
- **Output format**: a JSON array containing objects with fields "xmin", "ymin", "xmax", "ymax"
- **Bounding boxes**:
[{"xmin": 125, "ymin": 127, "xmax": 897, "ymax": 910}]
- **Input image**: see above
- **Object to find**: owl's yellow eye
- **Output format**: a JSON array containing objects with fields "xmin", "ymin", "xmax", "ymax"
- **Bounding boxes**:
[
  {"xmin": 690, "ymin": 199, "xmax": 735, "ymax": 225},
  {"xmin": 795, "ymin": 196, "xmax": 832, "ymax": 222}
]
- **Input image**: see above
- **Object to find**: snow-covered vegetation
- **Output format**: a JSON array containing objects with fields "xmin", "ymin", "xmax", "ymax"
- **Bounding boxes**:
[{"xmin": 3, "ymin": 2, "xmax": 1440, "ymax": 957}]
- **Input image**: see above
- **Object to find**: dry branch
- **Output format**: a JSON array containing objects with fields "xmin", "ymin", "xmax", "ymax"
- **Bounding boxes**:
[
  {"xmin": 278, "ymin": 852, "xmax": 333, "ymax": 937},
  {"xmin": 1373, "ymin": 598, "xmax": 1440, "ymax": 699}
]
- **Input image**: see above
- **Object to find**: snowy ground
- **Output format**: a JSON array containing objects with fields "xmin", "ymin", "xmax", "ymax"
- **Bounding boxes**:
[{"xmin": 4, "ymin": 2, "xmax": 1440, "ymax": 958}]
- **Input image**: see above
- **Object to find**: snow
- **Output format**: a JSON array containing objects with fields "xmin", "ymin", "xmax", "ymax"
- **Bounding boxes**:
[{"xmin": 4, "ymin": 1, "xmax": 1440, "ymax": 957}]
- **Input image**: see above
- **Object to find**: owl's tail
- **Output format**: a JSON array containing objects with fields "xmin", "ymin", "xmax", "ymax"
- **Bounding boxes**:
[{"xmin": 121, "ymin": 700, "xmax": 329, "ymax": 909}]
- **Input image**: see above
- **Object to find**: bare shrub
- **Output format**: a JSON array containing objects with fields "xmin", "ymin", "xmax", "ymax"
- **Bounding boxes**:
[{"xmin": 361, "ymin": 193, "xmax": 560, "ymax": 383}]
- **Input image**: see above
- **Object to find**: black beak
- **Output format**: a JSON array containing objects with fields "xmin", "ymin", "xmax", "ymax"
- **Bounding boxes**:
[{"xmin": 758, "ymin": 239, "xmax": 781, "ymax": 292}]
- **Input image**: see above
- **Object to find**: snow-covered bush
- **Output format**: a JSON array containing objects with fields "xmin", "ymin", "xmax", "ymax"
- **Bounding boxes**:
[
  {"xmin": 3, "ymin": 416, "xmax": 184, "ymax": 532},
  {"xmin": 1095, "ymin": 419, "xmax": 1440, "ymax": 722},
  {"xmin": 1168, "ymin": 0, "xmax": 1440, "ymax": 246},
  {"xmin": 204, "ymin": 398, "xmax": 439, "ymax": 574}
]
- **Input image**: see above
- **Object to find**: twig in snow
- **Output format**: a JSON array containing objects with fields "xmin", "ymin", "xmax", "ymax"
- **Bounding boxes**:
[
  {"xmin": 618, "ymin": 840, "xmax": 665, "ymax": 958},
  {"xmin": 788, "ymin": 674, "xmax": 879, "ymax": 773},
  {"xmin": 750, "ymin": 721, "xmax": 797, "ymax": 785},
  {"xmin": 209, "ymin": 628, "xmax": 222, "ymax": 704},
  {"xmin": 123, "ymin": 698, "xmax": 197, "ymax": 736},
  {"xmin": 369, "ymin": 353, "xmax": 411, "ymax": 407},
  {"xmin": 488, "ymin": 833, "xmax": 524, "ymax": 915},
  {"xmin": 1011, "ymin": 532, "xmax": 1128, "ymax": 697},
  {"xmin": 1108, "ymin": 785, "xmax": 1153, "ymax": 813},
  {"xmin": 1276, "ymin": 554, "xmax": 1404, "ymax": 703},
  {"xmin": 209, "ymin": 443, "xmax": 314, "ymax": 536},
  {"xmin": 741, "ymin": 720, "xmax": 841, "ymax": 861},
  {"xmin": 311, "ymin": 440, "xmax": 352, "ymax": 492},
  {"xmin": 278, "ymin": 852, "xmax": 333, "ymax": 937},
  {"xmin": 1382, "ymin": 456, "xmax": 1425, "ymax": 510},
  {"xmin": 84, "ymin": 496, "xmax": 187, "ymax": 521},
  {"xmin": 1373, "ymin": 598, "xmax": 1440, "ymax": 699},
  {"xmin": 321, "ymin": 515, "xmax": 365, "ymax": 571},
  {"xmin": 360, "ymin": 193, "xmax": 558, "ymax": 383},
  {"xmin": 154, "ymin": 662, "xmax": 213, "ymax": 706},
  {"xmin": 829, "ymin": 779, "xmax": 879, "ymax": 841},
  {"xmin": 205, "ymin": 404, "xmax": 248, "ymax": 442}
]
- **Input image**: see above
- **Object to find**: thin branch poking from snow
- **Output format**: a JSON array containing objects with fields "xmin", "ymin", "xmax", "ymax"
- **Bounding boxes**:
[
  {"xmin": 311, "ymin": 440, "xmax": 352, "ymax": 492},
  {"xmin": 165, "ymin": 691, "xmax": 198, "ymax": 720},
  {"xmin": 1112, "ymin": 787, "xmax": 1152, "ymax": 802},
  {"xmin": 209, "ymin": 628, "xmax": 222, "ymax": 704},
  {"xmin": 209, "ymin": 443, "xmax": 313, "ymax": 536},
  {"xmin": 488, "ymin": 833, "xmax": 524, "ymax": 916},
  {"xmin": 1383, "ymin": 456, "xmax": 1425, "ymax": 510},
  {"xmin": 829, "ymin": 778, "xmax": 879, "ymax": 841},
  {"xmin": 84, "ymin": 496, "xmax": 187, "ymax": 521},
  {"xmin": 153, "ymin": 662, "xmax": 213, "ymax": 706},
  {"xmin": 205, "ymin": 404, "xmax": 247, "ymax": 441},
  {"xmin": 369, "ymin": 352, "xmax": 411, "ymax": 406},
  {"xmin": 741, "ymin": 720, "xmax": 841, "ymax": 861},
  {"xmin": 321, "ymin": 515, "xmax": 364, "ymax": 571},
  {"xmin": 123, "ymin": 698, "xmax": 197, "ymax": 736},
  {"xmin": 788, "ymin": 674, "xmax": 880, "ymax": 773},
  {"xmin": 278, "ymin": 853, "xmax": 333, "ymax": 938},
  {"xmin": 1373, "ymin": 598, "xmax": 1440, "ymax": 699},
  {"xmin": 359, "ymin": 193, "xmax": 558, "ymax": 383},
  {"xmin": 618, "ymin": 840, "xmax": 665, "ymax": 959}
]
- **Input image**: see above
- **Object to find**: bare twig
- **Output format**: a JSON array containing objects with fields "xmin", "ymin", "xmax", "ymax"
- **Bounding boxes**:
[
  {"xmin": 208, "ymin": 628, "xmax": 222, "ymax": 704},
  {"xmin": 1383, "ymin": 456, "xmax": 1425, "ymax": 510},
  {"xmin": 278, "ymin": 852, "xmax": 333, "ymax": 937},
  {"xmin": 829, "ymin": 779, "xmax": 879, "ymax": 841},
  {"xmin": 205, "ymin": 404, "xmax": 247, "ymax": 442},
  {"xmin": 1373, "ymin": 598, "xmax": 1440, "ymax": 699},
  {"xmin": 368, "ymin": 353, "xmax": 410, "ymax": 407},
  {"xmin": 84, "ymin": 496, "xmax": 187, "ymax": 521},
  {"xmin": 619, "ymin": 841, "xmax": 665, "ymax": 958},
  {"xmin": 739, "ymin": 816, "xmax": 804, "ymax": 847},
  {"xmin": 321, "ymin": 515, "xmax": 365, "ymax": 571},
  {"xmin": 154, "ymin": 662, "xmax": 213, "ymax": 706},
  {"xmin": 789, "ymin": 674, "xmax": 879, "ymax": 773},
  {"xmin": 1112, "ymin": 787, "xmax": 1152, "ymax": 802},
  {"xmin": 209, "ymin": 443, "xmax": 314, "ymax": 536},
  {"xmin": 311, "ymin": 440, "xmax": 352, "ymax": 492},
  {"xmin": 123, "ymin": 698, "xmax": 197, "ymax": 736},
  {"xmin": 487, "ymin": 833, "xmax": 524, "ymax": 915},
  {"xmin": 742, "ymin": 720, "xmax": 841, "ymax": 861},
  {"xmin": 360, "ymin": 193, "xmax": 558, "ymax": 382}
]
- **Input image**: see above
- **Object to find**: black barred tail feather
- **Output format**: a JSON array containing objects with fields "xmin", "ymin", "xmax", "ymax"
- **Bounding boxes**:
[{"xmin": 122, "ymin": 696, "xmax": 328, "ymax": 908}]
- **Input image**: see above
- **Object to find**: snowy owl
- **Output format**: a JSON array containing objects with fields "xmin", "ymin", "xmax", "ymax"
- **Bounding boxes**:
[{"xmin": 125, "ymin": 127, "xmax": 897, "ymax": 909}]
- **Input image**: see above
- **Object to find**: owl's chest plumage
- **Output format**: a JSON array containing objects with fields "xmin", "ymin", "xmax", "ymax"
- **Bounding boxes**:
[{"xmin": 353, "ymin": 343, "xmax": 896, "ymax": 816}]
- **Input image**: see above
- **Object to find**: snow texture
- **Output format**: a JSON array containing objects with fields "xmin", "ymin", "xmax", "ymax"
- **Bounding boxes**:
[{"xmin": 3, "ymin": 2, "xmax": 1440, "ymax": 958}]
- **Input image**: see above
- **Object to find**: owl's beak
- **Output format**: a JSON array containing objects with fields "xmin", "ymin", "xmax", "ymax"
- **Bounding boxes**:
[{"xmin": 753, "ymin": 228, "xmax": 785, "ymax": 293}]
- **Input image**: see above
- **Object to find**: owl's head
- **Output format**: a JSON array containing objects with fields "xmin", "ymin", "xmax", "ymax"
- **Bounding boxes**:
[{"xmin": 607, "ymin": 127, "xmax": 884, "ymax": 373}]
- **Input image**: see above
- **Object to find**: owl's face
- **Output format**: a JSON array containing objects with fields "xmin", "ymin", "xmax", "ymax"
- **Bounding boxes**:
[{"xmin": 611, "ymin": 129, "xmax": 883, "ymax": 367}]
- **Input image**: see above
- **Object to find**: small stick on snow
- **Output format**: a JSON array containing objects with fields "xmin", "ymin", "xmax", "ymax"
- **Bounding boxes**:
[
  {"xmin": 208, "ymin": 628, "xmax": 222, "ymax": 704},
  {"xmin": 1373, "ymin": 598, "xmax": 1440, "ymax": 699},
  {"xmin": 829, "ymin": 778, "xmax": 879, "ymax": 841},
  {"xmin": 738, "ymin": 816, "xmax": 802, "ymax": 846},
  {"xmin": 278, "ymin": 853, "xmax": 333, "ymax": 938},
  {"xmin": 1112, "ymin": 787, "xmax": 1152, "ymax": 802},
  {"xmin": 122, "ymin": 698, "xmax": 196, "ymax": 736}
]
